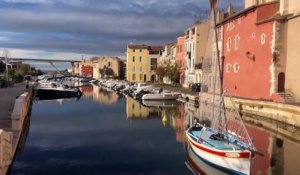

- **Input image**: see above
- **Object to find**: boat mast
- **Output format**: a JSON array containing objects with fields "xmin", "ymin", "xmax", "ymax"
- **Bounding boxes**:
[{"xmin": 210, "ymin": 0, "xmax": 226, "ymax": 133}]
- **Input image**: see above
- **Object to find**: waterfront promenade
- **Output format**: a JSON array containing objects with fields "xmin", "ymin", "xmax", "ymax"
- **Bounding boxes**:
[{"xmin": 0, "ymin": 83, "xmax": 26, "ymax": 129}]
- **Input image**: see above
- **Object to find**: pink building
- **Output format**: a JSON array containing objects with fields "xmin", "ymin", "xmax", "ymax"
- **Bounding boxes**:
[
  {"xmin": 222, "ymin": 2, "xmax": 278, "ymax": 100},
  {"xmin": 176, "ymin": 35, "xmax": 185, "ymax": 85}
]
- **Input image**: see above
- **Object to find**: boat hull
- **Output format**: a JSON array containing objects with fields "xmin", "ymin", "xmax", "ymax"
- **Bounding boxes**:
[
  {"xmin": 142, "ymin": 93, "xmax": 180, "ymax": 100},
  {"xmin": 186, "ymin": 133, "xmax": 251, "ymax": 175},
  {"xmin": 36, "ymin": 89, "xmax": 82, "ymax": 100}
]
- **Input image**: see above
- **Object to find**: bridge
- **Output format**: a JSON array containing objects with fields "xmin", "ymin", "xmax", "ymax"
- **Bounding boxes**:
[{"xmin": 0, "ymin": 57, "xmax": 81, "ymax": 71}]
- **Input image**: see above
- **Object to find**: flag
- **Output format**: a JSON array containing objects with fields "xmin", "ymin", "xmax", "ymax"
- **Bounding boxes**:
[{"xmin": 209, "ymin": 0, "xmax": 218, "ymax": 12}]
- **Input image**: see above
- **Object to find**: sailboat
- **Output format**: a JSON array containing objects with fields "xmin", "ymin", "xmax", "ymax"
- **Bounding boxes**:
[{"xmin": 185, "ymin": 1, "xmax": 256, "ymax": 175}]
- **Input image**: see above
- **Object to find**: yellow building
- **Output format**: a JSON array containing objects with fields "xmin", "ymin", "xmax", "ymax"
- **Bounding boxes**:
[{"xmin": 126, "ymin": 44, "xmax": 163, "ymax": 82}]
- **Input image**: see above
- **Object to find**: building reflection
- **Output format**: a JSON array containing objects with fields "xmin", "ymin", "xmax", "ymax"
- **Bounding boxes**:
[
  {"xmin": 80, "ymin": 85, "xmax": 93, "ymax": 97},
  {"xmin": 92, "ymin": 85, "xmax": 120, "ymax": 105},
  {"xmin": 126, "ymin": 98, "xmax": 157, "ymax": 119}
]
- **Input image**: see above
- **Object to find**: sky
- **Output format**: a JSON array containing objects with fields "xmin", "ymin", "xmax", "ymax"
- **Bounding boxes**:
[{"xmin": 0, "ymin": 0, "xmax": 244, "ymax": 69}]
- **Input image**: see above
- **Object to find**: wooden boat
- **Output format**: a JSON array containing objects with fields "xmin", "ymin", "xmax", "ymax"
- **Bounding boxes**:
[{"xmin": 186, "ymin": 123, "xmax": 252, "ymax": 175}]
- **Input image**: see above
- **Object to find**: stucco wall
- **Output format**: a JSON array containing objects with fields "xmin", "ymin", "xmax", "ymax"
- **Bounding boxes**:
[{"xmin": 285, "ymin": 17, "xmax": 300, "ymax": 99}]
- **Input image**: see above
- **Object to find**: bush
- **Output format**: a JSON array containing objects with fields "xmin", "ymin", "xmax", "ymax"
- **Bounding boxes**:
[{"xmin": 14, "ymin": 72, "xmax": 24, "ymax": 83}]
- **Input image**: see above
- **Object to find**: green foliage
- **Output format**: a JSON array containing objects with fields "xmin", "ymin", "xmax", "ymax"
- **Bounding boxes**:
[
  {"xmin": 18, "ymin": 64, "xmax": 30, "ymax": 75},
  {"xmin": 155, "ymin": 63, "xmax": 179, "ymax": 84},
  {"xmin": 155, "ymin": 66, "xmax": 166, "ymax": 83},
  {"xmin": 99, "ymin": 66, "xmax": 115, "ymax": 78}
]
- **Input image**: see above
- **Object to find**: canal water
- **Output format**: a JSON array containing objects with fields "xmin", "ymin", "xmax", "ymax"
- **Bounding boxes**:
[{"xmin": 11, "ymin": 85, "xmax": 300, "ymax": 175}]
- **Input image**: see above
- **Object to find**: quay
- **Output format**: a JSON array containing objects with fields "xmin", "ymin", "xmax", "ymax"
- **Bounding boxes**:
[
  {"xmin": 0, "ymin": 84, "xmax": 33, "ymax": 174},
  {"xmin": 150, "ymin": 83, "xmax": 300, "ymax": 133}
]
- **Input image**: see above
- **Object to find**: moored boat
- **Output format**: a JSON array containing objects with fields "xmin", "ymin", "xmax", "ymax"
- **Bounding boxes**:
[
  {"xmin": 186, "ymin": 123, "xmax": 252, "ymax": 175},
  {"xmin": 142, "ymin": 90, "xmax": 181, "ymax": 100},
  {"xmin": 36, "ymin": 83, "xmax": 82, "ymax": 99}
]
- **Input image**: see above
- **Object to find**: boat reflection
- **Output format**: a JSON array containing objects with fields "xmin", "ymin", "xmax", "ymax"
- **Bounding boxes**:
[{"xmin": 185, "ymin": 142, "xmax": 230, "ymax": 175}]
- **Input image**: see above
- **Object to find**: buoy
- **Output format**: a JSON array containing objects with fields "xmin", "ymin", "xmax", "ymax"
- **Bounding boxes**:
[{"xmin": 162, "ymin": 114, "xmax": 168, "ymax": 126}]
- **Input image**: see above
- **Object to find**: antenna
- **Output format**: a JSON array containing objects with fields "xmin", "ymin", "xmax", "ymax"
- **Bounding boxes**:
[{"xmin": 2, "ymin": 49, "xmax": 10, "ymax": 81}]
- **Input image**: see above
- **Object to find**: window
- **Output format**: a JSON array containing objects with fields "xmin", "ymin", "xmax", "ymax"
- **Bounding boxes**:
[
  {"xmin": 234, "ymin": 35, "xmax": 240, "ymax": 50},
  {"xmin": 238, "ymin": 17, "xmax": 241, "ymax": 24},
  {"xmin": 133, "ymin": 49, "xmax": 135, "ymax": 52},
  {"xmin": 132, "ymin": 103, "xmax": 135, "ymax": 110},
  {"xmin": 226, "ymin": 64, "xmax": 231, "ymax": 72},
  {"xmin": 139, "ymin": 56, "xmax": 142, "ymax": 62},
  {"xmin": 133, "ymin": 56, "xmax": 135, "ymax": 62},
  {"xmin": 140, "ymin": 66, "xmax": 142, "ymax": 72},
  {"xmin": 108, "ymin": 62, "xmax": 112, "ymax": 67},
  {"xmin": 132, "ymin": 74, "xmax": 136, "ymax": 81},
  {"xmin": 140, "ymin": 49, "xmax": 142, "ymax": 52},
  {"xmin": 261, "ymin": 33, "xmax": 266, "ymax": 45},
  {"xmin": 227, "ymin": 37, "xmax": 232, "ymax": 51},
  {"xmin": 132, "ymin": 66, "xmax": 135, "ymax": 72},
  {"xmin": 233, "ymin": 63, "xmax": 240, "ymax": 73},
  {"xmin": 252, "ymin": 33, "xmax": 255, "ymax": 38},
  {"xmin": 140, "ymin": 74, "xmax": 143, "ymax": 80}
]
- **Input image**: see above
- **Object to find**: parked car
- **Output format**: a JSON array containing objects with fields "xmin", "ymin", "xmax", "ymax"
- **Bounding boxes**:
[
  {"xmin": 191, "ymin": 83, "xmax": 201, "ymax": 92},
  {"xmin": 191, "ymin": 83, "xmax": 208, "ymax": 92}
]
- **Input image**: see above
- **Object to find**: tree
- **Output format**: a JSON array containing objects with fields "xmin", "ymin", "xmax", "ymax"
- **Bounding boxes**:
[
  {"xmin": 0, "ymin": 61, "xmax": 5, "ymax": 73},
  {"xmin": 155, "ymin": 66, "xmax": 166, "ymax": 83},
  {"xmin": 99, "ymin": 66, "xmax": 115, "ymax": 78},
  {"xmin": 18, "ymin": 64, "xmax": 30, "ymax": 75}
]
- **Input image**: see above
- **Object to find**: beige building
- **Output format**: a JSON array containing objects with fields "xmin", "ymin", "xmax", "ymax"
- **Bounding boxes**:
[
  {"xmin": 277, "ymin": 0, "xmax": 300, "ymax": 100},
  {"xmin": 184, "ymin": 20, "xmax": 210, "ymax": 87},
  {"xmin": 92, "ymin": 56, "xmax": 123, "ymax": 79}
]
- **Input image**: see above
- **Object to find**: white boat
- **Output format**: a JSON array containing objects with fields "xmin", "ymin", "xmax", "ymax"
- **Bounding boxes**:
[
  {"xmin": 36, "ymin": 82, "xmax": 82, "ymax": 99},
  {"xmin": 142, "ymin": 90, "xmax": 180, "ymax": 100},
  {"xmin": 186, "ymin": 123, "xmax": 252, "ymax": 175},
  {"xmin": 142, "ymin": 99, "xmax": 181, "ymax": 107}
]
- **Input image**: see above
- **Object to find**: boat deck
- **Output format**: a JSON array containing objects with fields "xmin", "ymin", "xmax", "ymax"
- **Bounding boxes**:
[{"xmin": 190, "ymin": 129, "xmax": 242, "ymax": 151}]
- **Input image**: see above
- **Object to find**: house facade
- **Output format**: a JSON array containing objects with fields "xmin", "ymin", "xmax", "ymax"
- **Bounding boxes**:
[
  {"xmin": 126, "ymin": 44, "xmax": 163, "ymax": 83},
  {"xmin": 92, "ymin": 56, "xmax": 122, "ymax": 79},
  {"xmin": 222, "ymin": 2, "xmax": 278, "ymax": 100},
  {"xmin": 176, "ymin": 36, "xmax": 185, "ymax": 85},
  {"xmin": 184, "ymin": 20, "xmax": 209, "ymax": 87}
]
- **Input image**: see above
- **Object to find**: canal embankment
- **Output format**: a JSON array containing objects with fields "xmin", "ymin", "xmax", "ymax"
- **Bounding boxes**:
[
  {"xmin": 0, "ymin": 83, "xmax": 33, "ymax": 174},
  {"xmin": 151, "ymin": 83, "xmax": 300, "ymax": 131}
]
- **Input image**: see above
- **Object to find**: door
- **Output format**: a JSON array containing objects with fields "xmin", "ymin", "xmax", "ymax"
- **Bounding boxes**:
[
  {"xmin": 278, "ymin": 72, "xmax": 285, "ymax": 92},
  {"xmin": 144, "ymin": 74, "xmax": 147, "ymax": 82}
]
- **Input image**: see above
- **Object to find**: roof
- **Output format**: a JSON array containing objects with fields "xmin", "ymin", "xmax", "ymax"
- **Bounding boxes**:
[
  {"xmin": 217, "ymin": 1, "xmax": 278, "ymax": 25},
  {"xmin": 128, "ymin": 44, "xmax": 148, "ymax": 49},
  {"xmin": 148, "ymin": 46, "xmax": 164, "ymax": 51}
]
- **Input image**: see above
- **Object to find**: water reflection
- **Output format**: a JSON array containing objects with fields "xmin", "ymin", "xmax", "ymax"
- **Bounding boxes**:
[{"xmin": 11, "ymin": 84, "xmax": 300, "ymax": 175}]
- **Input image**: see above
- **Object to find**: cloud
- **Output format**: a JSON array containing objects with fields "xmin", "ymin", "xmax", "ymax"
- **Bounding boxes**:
[{"xmin": 0, "ymin": 0, "xmax": 244, "ymax": 68}]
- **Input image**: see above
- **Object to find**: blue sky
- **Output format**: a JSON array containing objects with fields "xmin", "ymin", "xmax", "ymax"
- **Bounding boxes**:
[{"xmin": 0, "ymin": 0, "xmax": 244, "ymax": 69}]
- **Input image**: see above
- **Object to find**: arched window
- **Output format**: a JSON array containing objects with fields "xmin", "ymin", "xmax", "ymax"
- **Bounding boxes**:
[
  {"xmin": 227, "ymin": 37, "xmax": 232, "ymax": 51},
  {"xmin": 226, "ymin": 64, "xmax": 231, "ymax": 72},
  {"xmin": 261, "ymin": 33, "xmax": 266, "ymax": 45},
  {"xmin": 233, "ymin": 63, "xmax": 240, "ymax": 73},
  {"xmin": 234, "ymin": 35, "xmax": 240, "ymax": 50}
]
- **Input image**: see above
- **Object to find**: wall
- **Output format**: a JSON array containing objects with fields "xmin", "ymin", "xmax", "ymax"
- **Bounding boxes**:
[
  {"xmin": 176, "ymin": 36, "xmax": 185, "ymax": 85},
  {"xmin": 223, "ymin": 4, "xmax": 276, "ymax": 100}
]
